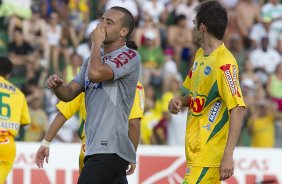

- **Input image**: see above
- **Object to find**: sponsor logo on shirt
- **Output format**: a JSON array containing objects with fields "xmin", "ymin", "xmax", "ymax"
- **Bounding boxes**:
[
  {"xmin": 101, "ymin": 141, "xmax": 108, "ymax": 146},
  {"xmin": 208, "ymin": 100, "xmax": 222, "ymax": 123},
  {"xmin": 204, "ymin": 66, "xmax": 211, "ymax": 76},
  {"xmin": 108, "ymin": 49, "xmax": 137, "ymax": 68},
  {"xmin": 137, "ymin": 85, "xmax": 144, "ymax": 111},
  {"xmin": 85, "ymin": 81, "xmax": 103, "ymax": 91},
  {"xmin": 0, "ymin": 82, "xmax": 16, "ymax": 92},
  {"xmin": 188, "ymin": 62, "xmax": 198, "ymax": 78},
  {"xmin": 220, "ymin": 64, "xmax": 237, "ymax": 95},
  {"xmin": 0, "ymin": 122, "xmax": 20, "ymax": 130},
  {"xmin": 188, "ymin": 94, "xmax": 206, "ymax": 116},
  {"xmin": 192, "ymin": 62, "xmax": 198, "ymax": 72}
]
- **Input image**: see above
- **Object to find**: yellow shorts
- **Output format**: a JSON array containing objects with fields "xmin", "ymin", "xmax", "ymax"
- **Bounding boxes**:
[
  {"xmin": 79, "ymin": 142, "xmax": 86, "ymax": 173},
  {"xmin": 183, "ymin": 165, "xmax": 221, "ymax": 184},
  {"xmin": 0, "ymin": 135, "xmax": 16, "ymax": 184}
]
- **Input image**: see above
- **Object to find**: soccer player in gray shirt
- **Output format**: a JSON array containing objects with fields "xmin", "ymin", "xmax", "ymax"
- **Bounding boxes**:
[{"xmin": 44, "ymin": 7, "xmax": 140, "ymax": 184}]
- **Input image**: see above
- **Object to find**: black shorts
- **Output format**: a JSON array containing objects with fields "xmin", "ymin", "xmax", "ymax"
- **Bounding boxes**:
[{"xmin": 77, "ymin": 154, "xmax": 129, "ymax": 184}]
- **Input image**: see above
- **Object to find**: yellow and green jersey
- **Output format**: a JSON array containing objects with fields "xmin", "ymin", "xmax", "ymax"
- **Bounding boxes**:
[
  {"xmin": 56, "ymin": 81, "xmax": 145, "ymax": 144},
  {"xmin": 183, "ymin": 44, "xmax": 245, "ymax": 167},
  {"xmin": 0, "ymin": 76, "xmax": 30, "ymax": 137}
]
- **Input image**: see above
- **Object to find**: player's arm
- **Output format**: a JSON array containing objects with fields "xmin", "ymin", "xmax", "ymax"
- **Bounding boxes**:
[
  {"xmin": 128, "ymin": 118, "xmax": 140, "ymax": 151},
  {"xmin": 35, "ymin": 112, "xmax": 67, "ymax": 168},
  {"xmin": 35, "ymin": 95, "xmax": 82, "ymax": 168},
  {"xmin": 220, "ymin": 106, "xmax": 245, "ymax": 180},
  {"xmin": 218, "ymin": 62, "xmax": 246, "ymax": 181},
  {"xmin": 88, "ymin": 23, "xmax": 114, "ymax": 82},
  {"xmin": 46, "ymin": 75, "xmax": 83, "ymax": 102},
  {"xmin": 168, "ymin": 95, "xmax": 189, "ymax": 114}
]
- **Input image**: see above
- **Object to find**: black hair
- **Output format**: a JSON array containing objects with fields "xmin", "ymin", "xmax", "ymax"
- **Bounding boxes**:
[
  {"xmin": 174, "ymin": 14, "xmax": 186, "ymax": 25},
  {"xmin": 0, "ymin": 57, "xmax": 13, "ymax": 76},
  {"xmin": 110, "ymin": 6, "xmax": 135, "ymax": 40},
  {"xmin": 194, "ymin": 0, "xmax": 228, "ymax": 40},
  {"xmin": 14, "ymin": 27, "xmax": 23, "ymax": 33},
  {"xmin": 126, "ymin": 41, "xmax": 138, "ymax": 50}
]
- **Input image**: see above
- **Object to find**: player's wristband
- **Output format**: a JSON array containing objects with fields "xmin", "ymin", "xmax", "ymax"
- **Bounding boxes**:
[{"xmin": 41, "ymin": 139, "xmax": 51, "ymax": 147}]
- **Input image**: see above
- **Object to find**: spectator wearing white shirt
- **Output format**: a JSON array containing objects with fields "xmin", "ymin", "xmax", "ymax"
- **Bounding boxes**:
[
  {"xmin": 249, "ymin": 15, "xmax": 277, "ymax": 49},
  {"xmin": 261, "ymin": 0, "xmax": 282, "ymax": 48},
  {"xmin": 175, "ymin": 0, "xmax": 198, "ymax": 29},
  {"xmin": 250, "ymin": 36, "xmax": 281, "ymax": 80},
  {"xmin": 141, "ymin": 0, "xmax": 165, "ymax": 24}
]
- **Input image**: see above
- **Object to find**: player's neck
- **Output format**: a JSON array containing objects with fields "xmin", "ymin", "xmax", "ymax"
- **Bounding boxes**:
[
  {"xmin": 104, "ymin": 42, "xmax": 126, "ymax": 54},
  {"xmin": 202, "ymin": 35, "xmax": 223, "ymax": 55}
]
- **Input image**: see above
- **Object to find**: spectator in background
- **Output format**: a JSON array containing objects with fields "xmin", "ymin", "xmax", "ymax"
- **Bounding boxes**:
[
  {"xmin": 141, "ymin": 84, "xmax": 162, "ymax": 145},
  {"xmin": 261, "ymin": 0, "xmax": 282, "ymax": 49},
  {"xmin": 162, "ymin": 48, "xmax": 178, "ymax": 77},
  {"xmin": 248, "ymin": 98, "xmax": 282, "ymax": 147},
  {"xmin": 139, "ymin": 29, "xmax": 164, "ymax": 87},
  {"xmin": 63, "ymin": 52, "xmax": 83, "ymax": 84},
  {"xmin": 266, "ymin": 62, "xmax": 282, "ymax": 111},
  {"xmin": 167, "ymin": 14, "xmax": 193, "ymax": 68},
  {"xmin": 249, "ymin": 15, "xmax": 275, "ymax": 49},
  {"xmin": 141, "ymin": 0, "xmax": 165, "ymax": 24},
  {"xmin": 235, "ymin": 0, "xmax": 260, "ymax": 41},
  {"xmin": 8, "ymin": 28, "xmax": 37, "ymax": 85},
  {"xmin": 46, "ymin": 11, "xmax": 62, "ymax": 73},
  {"xmin": 24, "ymin": 92, "xmax": 48, "ymax": 142},
  {"xmin": 134, "ymin": 12, "xmax": 161, "ymax": 48},
  {"xmin": 175, "ymin": 0, "xmax": 198, "ymax": 30},
  {"xmin": 153, "ymin": 75, "xmax": 184, "ymax": 145},
  {"xmin": 68, "ymin": 0, "xmax": 89, "ymax": 48},
  {"xmin": 22, "ymin": 5, "xmax": 47, "ymax": 58},
  {"xmin": 228, "ymin": 34, "xmax": 248, "ymax": 73},
  {"xmin": 249, "ymin": 36, "xmax": 281, "ymax": 79}
]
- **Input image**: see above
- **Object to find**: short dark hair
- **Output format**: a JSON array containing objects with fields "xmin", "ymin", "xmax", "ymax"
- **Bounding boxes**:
[
  {"xmin": 174, "ymin": 14, "xmax": 186, "ymax": 25},
  {"xmin": 110, "ymin": 6, "xmax": 135, "ymax": 40},
  {"xmin": 0, "ymin": 57, "xmax": 13, "ymax": 76},
  {"xmin": 194, "ymin": 0, "xmax": 228, "ymax": 40}
]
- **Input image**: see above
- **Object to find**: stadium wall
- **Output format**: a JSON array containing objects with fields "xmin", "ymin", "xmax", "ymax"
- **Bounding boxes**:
[{"xmin": 5, "ymin": 143, "xmax": 282, "ymax": 184}]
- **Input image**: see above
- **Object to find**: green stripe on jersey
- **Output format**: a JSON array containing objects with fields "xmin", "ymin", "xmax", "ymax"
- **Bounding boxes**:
[
  {"xmin": 204, "ymin": 81, "xmax": 219, "ymax": 108},
  {"xmin": 77, "ymin": 118, "xmax": 85, "ymax": 139},
  {"xmin": 206, "ymin": 109, "xmax": 228, "ymax": 143},
  {"xmin": 196, "ymin": 167, "xmax": 209, "ymax": 183}
]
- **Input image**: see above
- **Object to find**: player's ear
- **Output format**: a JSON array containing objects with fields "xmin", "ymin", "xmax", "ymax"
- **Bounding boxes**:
[
  {"xmin": 199, "ymin": 23, "xmax": 206, "ymax": 32},
  {"xmin": 120, "ymin": 27, "xmax": 129, "ymax": 38}
]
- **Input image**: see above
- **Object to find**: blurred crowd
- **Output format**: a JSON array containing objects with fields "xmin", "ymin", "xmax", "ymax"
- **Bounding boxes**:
[{"xmin": 0, "ymin": 0, "xmax": 282, "ymax": 148}]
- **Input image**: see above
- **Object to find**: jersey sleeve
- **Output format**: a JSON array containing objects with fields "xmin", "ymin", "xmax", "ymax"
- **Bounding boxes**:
[
  {"xmin": 105, "ymin": 48, "xmax": 140, "ymax": 80},
  {"xmin": 129, "ymin": 83, "xmax": 145, "ymax": 120},
  {"xmin": 73, "ymin": 58, "xmax": 88, "ymax": 89},
  {"xmin": 20, "ymin": 96, "xmax": 30, "ymax": 125},
  {"xmin": 56, "ymin": 93, "xmax": 83, "ymax": 119},
  {"xmin": 218, "ymin": 63, "xmax": 246, "ymax": 110}
]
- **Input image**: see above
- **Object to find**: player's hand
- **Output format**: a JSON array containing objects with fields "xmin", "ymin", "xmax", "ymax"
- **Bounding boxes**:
[
  {"xmin": 35, "ymin": 145, "xmax": 50, "ymax": 168},
  {"xmin": 126, "ymin": 163, "xmax": 136, "ymax": 175},
  {"xmin": 168, "ymin": 98, "xmax": 182, "ymax": 114},
  {"xmin": 46, "ymin": 74, "xmax": 64, "ymax": 89},
  {"xmin": 219, "ymin": 153, "xmax": 234, "ymax": 180},
  {"xmin": 91, "ymin": 23, "xmax": 106, "ymax": 44}
]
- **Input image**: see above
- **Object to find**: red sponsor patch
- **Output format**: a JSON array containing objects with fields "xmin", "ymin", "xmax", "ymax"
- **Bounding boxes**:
[
  {"xmin": 188, "ymin": 94, "xmax": 206, "ymax": 115},
  {"xmin": 220, "ymin": 64, "xmax": 238, "ymax": 96},
  {"xmin": 108, "ymin": 49, "xmax": 137, "ymax": 68}
]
